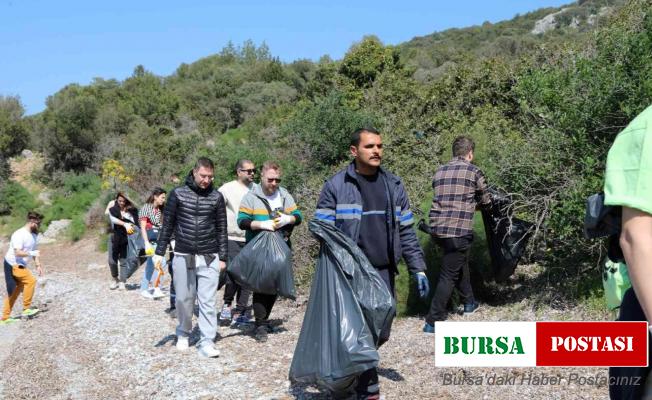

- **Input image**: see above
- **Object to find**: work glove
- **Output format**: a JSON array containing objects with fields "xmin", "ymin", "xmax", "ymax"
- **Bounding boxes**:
[
  {"xmin": 144, "ymin": 242, "xmax": 155, "ymax": 256},
  {"xmin": 415, "ymin": 272, "xmax": 430, "ymax": 299},
  {"xmin": 124, "ymin": 223, "xmax": 135, "ymax": 235},
  {"xmin": 28, "ymin": 250, "xmax": 40, "ymax": 258},
  {"xmin": 258, "ymin": 220, "xmax": 276, "ymax": 231},
  {"xmin": 152, "ymin": 254, "xmax": 165, "ymax": 268},
  {"xmin": 274, "ymin": 213, "xmax": 293, "ymax": 229}
]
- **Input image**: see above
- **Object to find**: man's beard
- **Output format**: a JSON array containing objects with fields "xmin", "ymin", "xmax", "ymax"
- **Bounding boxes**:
[{"xmin": 30, "ymin": 226, "xmax": 39, "ymax": 234}]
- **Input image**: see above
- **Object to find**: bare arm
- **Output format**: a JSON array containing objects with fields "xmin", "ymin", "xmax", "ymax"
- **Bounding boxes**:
[{"xmin": 620, "ymin": 206, "xmax": 652, "ymax": 324}]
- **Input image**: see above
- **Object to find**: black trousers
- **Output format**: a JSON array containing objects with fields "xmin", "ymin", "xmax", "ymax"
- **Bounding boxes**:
[
  {"xmin": 223, "ymin": 240, "xmax": 252, "ymax": 314},
  {"xmin": 355, "ymin": 266, "xmax": 396, "ymax": 398},
  {"xmin": 253, "ymin": 292, "xmax": 277, "ymax": 325},
  {"xmin": 609, "ymin": 288, "xmax": 651, "ymax": 399},
  {"xmin": 426, "ymin": 234, "xmax": 475, "ymax": 325},
  {"xmin": 107, "ymin": 234, "xmax": 119, "ymax": 279}
]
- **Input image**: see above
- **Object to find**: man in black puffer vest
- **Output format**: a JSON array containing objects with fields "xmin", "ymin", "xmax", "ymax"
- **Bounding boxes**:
[{"xmin": 155, "ymin": 157, "xmax": 228, "ymax": 358}]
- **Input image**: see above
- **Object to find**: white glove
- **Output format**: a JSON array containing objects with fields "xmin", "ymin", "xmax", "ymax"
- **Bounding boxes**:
[
  {"xmin": 28, "ymin": 250, "xmax": 40, "ymax": 258},
  {"xmin": 152, "ymin": 254, "xmax": 165, "ymax": 268},
  {"xmin": 274, "ymin": 213, "xmax": 294, "ymax": 229},
  {"xmin": 258, "ymin": 220, "xmax": 276, "ymax": 231}
]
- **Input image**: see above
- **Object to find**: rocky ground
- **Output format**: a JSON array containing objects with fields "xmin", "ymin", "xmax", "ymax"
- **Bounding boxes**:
[{"xmin": 0, "ymin": 237, "xmax": 612, "ymax": 399}]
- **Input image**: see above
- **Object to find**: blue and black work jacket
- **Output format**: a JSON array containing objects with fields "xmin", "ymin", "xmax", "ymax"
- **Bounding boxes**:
[{"xmin": 315, "ymin": 161, "xmax": 426, "ymax": 275}]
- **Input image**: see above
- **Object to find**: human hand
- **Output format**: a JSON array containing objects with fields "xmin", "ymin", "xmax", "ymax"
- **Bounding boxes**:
[
  {"xmin": 28, "ymin": 250, "xmax": 40, "ymax": 258},
  {"xmin": 145, "ymin": 242, "xmax": 155, "ymax": 256},
  {"xmin": 125, "ymin": 223, "xmax": 135, "ymax": 235},
  {"xmin": 274, "ymin": 213, "xmax": 294, "ymax": 229},
  {"xmin": 415, "ymin": 272, "xmax": 430, "ymax": 299},
  {"xmin": 258, "ymin": 220, "xmax": 276, "ymax": 231},
  {"xmin": 219, "ymin": 261, "xmax": 226, "ymax": 271}
]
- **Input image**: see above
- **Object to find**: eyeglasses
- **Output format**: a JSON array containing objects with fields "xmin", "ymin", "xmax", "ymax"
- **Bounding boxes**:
[
  {"xmin": 238, "ymin": 169, "xmax": 256, "ymax": 174},
  {"xmin": 266, "ymin": 178, "xmax": 282, "ymax": 183}
]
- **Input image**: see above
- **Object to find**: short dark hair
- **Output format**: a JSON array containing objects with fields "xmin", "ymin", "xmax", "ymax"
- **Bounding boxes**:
[
  {"xmin": 194, "ymin": 157, "xmax": 214, "ymax": 171},
  {"xmin": 27, "ymin": 211, "xmax": 43, "ymax": 222},
  {"xmin": 452, "ymin": 136, "xmax": 475, "ymax": 157},
  {"xmin": 350, "ymin": 127, "xmax": 380, "ymax": 147},
  {"xmin": 234, "ymin": 159, "xmax": 253, "ymax": 173},
  {"xmin": 146, "ymin": 187, "xmax": 167, "ymax": 205}
]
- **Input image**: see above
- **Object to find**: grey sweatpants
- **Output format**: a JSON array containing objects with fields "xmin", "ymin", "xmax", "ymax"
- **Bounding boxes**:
[{"xmin": 173, "ymin": 254, "xmax": 220, "ymax": 348}]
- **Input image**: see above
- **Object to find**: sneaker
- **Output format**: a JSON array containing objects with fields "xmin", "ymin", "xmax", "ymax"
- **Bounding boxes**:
[
  {"xmin": 0, "ymin": 317, "xmax": 19, "ymax": 326},
  {"xmin": 254, "ymin": 325, "xmax": 268, "ymax": 343},
  {"xmin": 231, "ymin": 314, "xmax": 252, "ymax": 328},
  {"xmin": 176, "ymin": 336, "xmax": 189, "ymax": 351},
  {"xmin": 219, "ymin": 304, "xmax": 232, "ymax": 322},
  {"xmin": 21, "ymin": 308, "xmax": 40, "ymax": 318},
  {"xmin": 197, "ymin": 344, "xmax": 220, "ymax": 358},
  {"xmin": 423, "ymin": 323, "xmax": 435, "ymax": 334},
  {"xmin": 151, "ymin": 287, "xmax": 165, "ymax": 299},
  {"xmin": 118, "ymin": 282, "xmax": 126, "ymax": 291},
  {"xmin": 109, "ymin": 279, "xmax": 119, "ymax": 290},
  {"xmin": 140, "ymin": 290, "xmax": 154, "ymax": 299},
  {"xmin": 464, "ymin": 301, "xmax": 480, "ymax": 315}
]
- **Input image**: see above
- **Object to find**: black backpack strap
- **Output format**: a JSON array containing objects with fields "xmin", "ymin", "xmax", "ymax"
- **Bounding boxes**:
[{"xmin": 254, "ymin": 195, "xmax": 275, "ymax": 217}]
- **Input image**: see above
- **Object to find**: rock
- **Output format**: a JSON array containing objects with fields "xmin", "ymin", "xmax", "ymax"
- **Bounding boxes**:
[
  {"xmin": 21, "ymin": 149, "xmax": 34, "ymax": 158},
  {"xmin": 41, "ymin": 219, "xmax": 72, "ymax": 241},
  {"xmin": 531, "ymin": 8, "xmax": 568, "ymax": 35}
]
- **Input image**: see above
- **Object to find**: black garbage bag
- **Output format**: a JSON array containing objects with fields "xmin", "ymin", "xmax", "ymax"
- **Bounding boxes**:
[
  {"xmin": 120, "ymin": 226, "xmax": 146, "ymax": 281},
  {"xmin": 481, "ymin": 188, "xmax": 534, "ymax": 282},
  {"xmin": 289, "ymin": 220, "xmax": 396, "ymax": 393},
  {"xmin": 227, "ymin": 231, "xmax": 295, "ymax": 300},
  {"xmin": 583, "ymin": 192, "xmax": 621, "ymax": 239}
]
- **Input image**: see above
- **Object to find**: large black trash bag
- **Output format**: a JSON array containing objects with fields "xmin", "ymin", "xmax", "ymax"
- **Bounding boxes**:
[
  {"xmin": 120, "ymin": 226, "xmax": 146, "ymax": 281},
  {"xmin": 583, "ymin": 192, "xmax": 621, "ymax": 239},
  {"xmin": 289, "ymin": 220, "xmax": 396, "ymax": 393},
  {"xmin": 481, "ymin": 188, "xmax": 534, "ymax": 282},
  {"xmin": 227, "ymin": 231, "xmax": 296, "ymax": 300}
]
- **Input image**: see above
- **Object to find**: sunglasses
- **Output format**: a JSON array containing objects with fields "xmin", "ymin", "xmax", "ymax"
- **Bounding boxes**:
[
  {"xmin": 266, "ymin": 178, "xmax": 282, "ymax": 183},
  {"xmin": 238, "ymin": 168, "xmax": 256, "ymax": 174}
]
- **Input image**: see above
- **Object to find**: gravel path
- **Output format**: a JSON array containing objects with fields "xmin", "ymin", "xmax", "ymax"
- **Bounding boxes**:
[{"xmin": 0, "ymin": 238, "xmax": 611, "ymax": 399}]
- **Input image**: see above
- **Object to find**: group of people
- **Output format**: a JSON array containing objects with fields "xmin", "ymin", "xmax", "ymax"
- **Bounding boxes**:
[{"xmin": 1, "ymin": 128, "xmax": 494, "ymax": 399}]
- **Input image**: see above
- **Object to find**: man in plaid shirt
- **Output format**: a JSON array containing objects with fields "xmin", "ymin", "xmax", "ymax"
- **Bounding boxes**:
[{"xmin": 423, "ymin": 136, "xmax": 491, "ymax": 333}]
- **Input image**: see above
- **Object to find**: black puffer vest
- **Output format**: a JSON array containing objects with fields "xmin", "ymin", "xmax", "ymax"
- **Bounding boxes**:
[{"xmin": 155, "ymin": 171, "xmax": 228, "ymax": 261}]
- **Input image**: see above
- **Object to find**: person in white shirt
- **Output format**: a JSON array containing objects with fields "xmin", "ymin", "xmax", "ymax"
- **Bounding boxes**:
[
  {"xmin": 217, "ymin": 159, "xmax": 256, "ymax": 326},
  {"xmin": 2, "ymin": 211, "xmax": 44, "ymax": 324}
]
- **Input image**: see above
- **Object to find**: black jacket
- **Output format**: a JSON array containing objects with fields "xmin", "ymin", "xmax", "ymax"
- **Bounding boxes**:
[
  {"xmin": 109, "ymin": 203, "xmax": 138, "ymax": 242},
  {"xmin": 155, "ymin": 171, "xmax": 228, "ymax": 261}
]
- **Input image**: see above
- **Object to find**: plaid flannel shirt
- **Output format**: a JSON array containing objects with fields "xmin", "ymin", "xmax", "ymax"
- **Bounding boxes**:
[{"xmin": 429, "ymin": 157, "xmax": 491, "ymax": 238}]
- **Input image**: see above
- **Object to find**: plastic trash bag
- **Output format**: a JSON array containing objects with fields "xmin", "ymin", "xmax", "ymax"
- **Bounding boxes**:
[
  {"xmin": 289, "ymin": 220, "xmax": 396, "ymax": 393},
  {"xmin": 119, "ymin": 226, "xmax": 146, "ymax": 281},
  {"xmin": 227, "ymin": 231, "xmax": 295, "ymax": 300},
  {"xmin": 583, "ymin": 192, "xmax": 622, "ymax": 239},
  {"xmin": 481, "ymin": 188, "xmax": 534, "ymax": 282},
  {"xmin": 603, "ymin": 259, "xmax": 631, "ymax": 310}
]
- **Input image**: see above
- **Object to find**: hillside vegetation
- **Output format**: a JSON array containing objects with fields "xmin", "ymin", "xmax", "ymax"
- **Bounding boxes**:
[{"xmin": 0, "ymin": 0, "xmax": 649, "ymax": 312}]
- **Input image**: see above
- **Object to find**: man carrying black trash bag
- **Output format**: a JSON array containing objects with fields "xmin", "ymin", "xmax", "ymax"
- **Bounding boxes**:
[
  {"xmin": 314, "ymin": 127, "xmax": 430, "ymax": 400},
  {"xmin": 237, "ymin": 161, "xmax": 303, "ymax": 342},
  {"xmin": 424, "ymin": 136, "xmax": 491, "ymax": 334}
]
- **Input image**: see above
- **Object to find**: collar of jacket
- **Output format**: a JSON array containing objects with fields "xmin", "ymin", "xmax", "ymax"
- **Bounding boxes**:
[
  {"xmin": 184, "ymin": 170, "xmax": 214, "ymax": 195},
  {"xmin": 345, "ymin": 160, "xmax": 398, "ymax": 185},
  {"xmin": 250, "ymin": 182, "xmax": 289, "ymax": 198}
]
